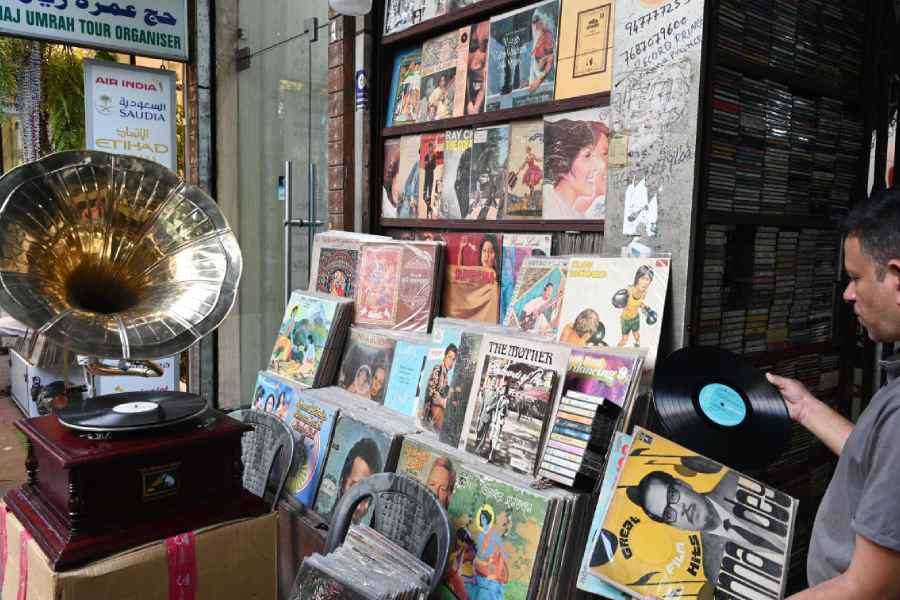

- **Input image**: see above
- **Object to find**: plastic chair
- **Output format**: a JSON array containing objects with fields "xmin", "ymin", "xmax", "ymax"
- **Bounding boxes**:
[
  {"xmin": 324, "ymin": 472, "xmax": 451, "ymax": 595},
  {"xmin": 228, "ymin": 409, "xmax": 295, "ymax": 511}
]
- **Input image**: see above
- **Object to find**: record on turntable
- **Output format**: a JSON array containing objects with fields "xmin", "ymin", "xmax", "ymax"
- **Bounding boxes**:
[
  {"xmin": 56, "ymin": 391, "xmax": 208, "ymax": 432},
  {"xmin": 652, "ymin": 346, "xmax": 791, "ymax": 470}
]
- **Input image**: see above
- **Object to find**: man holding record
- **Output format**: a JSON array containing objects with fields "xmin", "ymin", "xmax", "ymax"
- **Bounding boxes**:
[{"xmin": 768, "ymin": 190, "xmax": 900, "ymax": 598}]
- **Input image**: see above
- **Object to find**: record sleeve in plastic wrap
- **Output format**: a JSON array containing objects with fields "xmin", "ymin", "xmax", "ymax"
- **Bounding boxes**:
[{"xmin": 589, "ymin": 427, "xmax": 798, "ymax": 599}]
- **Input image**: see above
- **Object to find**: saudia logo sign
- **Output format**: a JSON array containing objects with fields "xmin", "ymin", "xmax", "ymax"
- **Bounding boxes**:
[{"xmin": 95, "ymin": 76, "xmax": 163, "ymax": 92}]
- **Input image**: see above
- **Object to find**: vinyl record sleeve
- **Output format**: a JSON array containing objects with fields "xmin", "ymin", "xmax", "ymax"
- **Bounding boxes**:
[
  {"xmin": 590, "ymin": 427, "xmax": 797, "ymax": 599},
  {"xmin": 268, "ymin": 291, "xmax": 348, "ymax": 388},
  {"xmin": 556, "ymin": 256, "xmax": 670, "ymax": 373},
  {"xmin": 499, "ymin": 233, "xmax": 553, "ymax": 325},
  {"xmin": 555, "ymin": 0, "xmax": 614, "ymax": 100},
  {"xmin": 459, "ymin": 333, "xmax": 570, "ymax": 476},
  {"xmin": 438, "ymin": 464, "xmax": 551, "ymax": 600},
  {"xmin": 486, "ymin": 0, "xmax": 561, "ymax": 112},
  {"xmin": 503, "ymin": 256, "xmax": 568, "ymax": 338}
]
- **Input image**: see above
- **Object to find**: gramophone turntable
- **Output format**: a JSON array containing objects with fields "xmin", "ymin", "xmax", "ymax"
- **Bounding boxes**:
[{"xmin": 0, "ymin": 151, "xmax": 267, "ymax": 570}]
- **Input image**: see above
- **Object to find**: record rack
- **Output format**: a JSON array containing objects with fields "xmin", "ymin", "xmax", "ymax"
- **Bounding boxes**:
[
  {"xmin": 689, "ymin": 0, "xmax": 870, "ymax": 593},
  {"xmin": 371, "ymin": 0, "xmax": 612, "ymax": 243}
]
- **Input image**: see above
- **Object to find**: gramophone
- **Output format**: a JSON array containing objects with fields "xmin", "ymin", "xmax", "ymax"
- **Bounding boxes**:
[{"xmin": 0, "ymin": 151, "xmax": 267, "ymax": 570}]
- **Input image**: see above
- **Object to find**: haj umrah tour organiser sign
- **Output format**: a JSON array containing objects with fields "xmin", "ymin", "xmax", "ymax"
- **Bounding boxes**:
[{"xmin": 0, "ymin": 0, "xmax": 188, "ymax": 61}]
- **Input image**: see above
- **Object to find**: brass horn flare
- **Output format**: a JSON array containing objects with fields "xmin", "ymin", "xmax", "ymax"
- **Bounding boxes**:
[{"xmin": 0, "ymin": 150, "xmax": 241, "ymax": 359}]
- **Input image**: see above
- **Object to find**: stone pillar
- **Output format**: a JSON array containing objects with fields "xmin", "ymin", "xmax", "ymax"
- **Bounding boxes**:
[{"xmin": 604, "ymin": 0, "xmax": 708, "ymax": 351}]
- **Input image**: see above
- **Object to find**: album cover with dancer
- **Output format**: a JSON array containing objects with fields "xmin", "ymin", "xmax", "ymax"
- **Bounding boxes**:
[
  {"xmin": 459, "ymin": 333, "xmax": 570, "ymax": 476},
  {"xmin": 355, "ymin": 245, "xmax": 402, "ymax": 328},
  {"xmin": 589, "ymin": 427, "xmax": 798, "ymax": 599},
  {"xmin": 504, "ymin": 119, "xmax": 545, "ymax": 219},
  {"xmin": 486, "ymin": 0, "xmax": 560, "ymax": 112}
]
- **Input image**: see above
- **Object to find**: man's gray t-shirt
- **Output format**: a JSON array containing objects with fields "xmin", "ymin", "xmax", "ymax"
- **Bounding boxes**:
[{"xmin": 808, "ymin": 360, "xmax": 900, "ymax": 585}]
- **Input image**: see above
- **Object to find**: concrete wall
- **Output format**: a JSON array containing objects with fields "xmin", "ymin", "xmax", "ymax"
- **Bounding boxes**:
[{"xmin": 604, "ymin": 0, "xmax": 707, "ymax": 351}]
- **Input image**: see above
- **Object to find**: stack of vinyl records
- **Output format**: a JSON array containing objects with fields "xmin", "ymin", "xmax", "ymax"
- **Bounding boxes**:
[
  {"xmin": 268, "ymin": 290, "xmax": 354, "ymax": 388},
  {"xmin": 396, "ymin": 433, "xmax": 594, "ymax": 600},
  {"xmin": 578, "ymin": 427, "xmax": 798, "ymax": 599},
  {"xmin": 302, "ymin": 386, "xmax": 417, "ymax": 522},
  {"xmin": 839, "ymin": 4, "xmax": 865, "ymax": 84},
  {"xmin": 538, "ymin": 347, "xmax": 643, "ymax": 487},
  {"xmin": 308, "ymin": 231, "xmax": 446, "ymax": 333},
  {"xmin": 292, "ymin": 524, "xmax": 433, "ymax": 600}
]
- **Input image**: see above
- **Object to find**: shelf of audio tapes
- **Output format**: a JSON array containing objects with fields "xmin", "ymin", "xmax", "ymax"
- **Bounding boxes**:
[{"xmin": 693, "ymin": 0, "xmax": 869, "ymax": 592}]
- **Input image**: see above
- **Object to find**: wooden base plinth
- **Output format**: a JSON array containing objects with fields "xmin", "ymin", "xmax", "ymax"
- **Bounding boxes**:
[{"xmin": 6, "ymin": 483, "xmax": 268, "ymax": 571}]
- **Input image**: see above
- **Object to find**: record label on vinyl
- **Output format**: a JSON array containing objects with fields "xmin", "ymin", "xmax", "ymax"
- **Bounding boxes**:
[{"xmin": 697, "ymin": 383, "xmax": 748, "ymax": 427}]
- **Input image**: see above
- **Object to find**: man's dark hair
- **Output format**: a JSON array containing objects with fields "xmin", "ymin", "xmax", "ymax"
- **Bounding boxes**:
[
  {"xmin": 626, "ymin": 470, "xmax": 676, "ymax": 523},
  {"xmin": 444, "ymin": 343, "xmax": 459, "ymax": 357},
  {"xmin": 544, "ymin": 282, "xmax": 554, "ymax": 291},
  {"xmin": 633, "ymin": 265, "xmax": 655, "ymax": 285},
  {"xmin": 339, "ymin": 437, "xmax": 382, "ymax": 490},
  {"xmin": 842, "ymin": 189, "xmax": 900, "ymax": 279}
]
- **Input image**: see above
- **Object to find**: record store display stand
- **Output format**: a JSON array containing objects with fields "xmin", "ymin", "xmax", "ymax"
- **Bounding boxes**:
[{"xmin": 690, "ymin": 0, "xmax": 869, "ymax": 591}]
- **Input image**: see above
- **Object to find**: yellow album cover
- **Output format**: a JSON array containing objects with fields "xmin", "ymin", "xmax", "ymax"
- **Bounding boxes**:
[
  {"xmin": 555, "ymin": 0, "xmax": 614, "ymax": 100},
  {"xmin": 590, "ymin": 427, "xmax": 797, "ymax": 599}
]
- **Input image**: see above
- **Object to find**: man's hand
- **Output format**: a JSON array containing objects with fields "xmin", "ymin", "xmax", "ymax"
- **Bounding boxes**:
[
  {"xmin": 765, "ymin": 373, "xmax": 820, "ymax": 425},
  {"xmin": 766, "ymin": 372, "xmax": 853, "ymax": 455}
]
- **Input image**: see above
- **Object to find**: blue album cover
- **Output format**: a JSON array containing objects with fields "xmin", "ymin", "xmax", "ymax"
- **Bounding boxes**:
[
  {"xmin": 250, "ymin": 372, "xmax": 339, "ymax": 508},
  {"xmin": 415, "ymin": 326, "xmax": 463, "ymax": 437},
  {"xmin": 383, "ymin": 338, "xmax": 430, "ymax": 417},
  {"xmin": 386, "ymin": 46, "xmax": 423, "ymax": 127}
]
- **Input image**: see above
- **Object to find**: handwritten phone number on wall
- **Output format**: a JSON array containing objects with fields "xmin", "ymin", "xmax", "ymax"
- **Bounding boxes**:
[
  {"xmin": 623, "ymin": 0, "xmax": 691, "ymax": 37},
  {"xmin": 621, "ymin": 16, "xmax": 689, "ymax": 67}
]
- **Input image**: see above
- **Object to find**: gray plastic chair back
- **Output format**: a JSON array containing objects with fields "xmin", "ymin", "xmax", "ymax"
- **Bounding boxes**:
[
  {"xmin": 228, "ymin": 409, "xmax": 295, "ymax": 510},
  {"xmin": 324, "ymin": 472, "xmax": 450, "ymax": 595}
]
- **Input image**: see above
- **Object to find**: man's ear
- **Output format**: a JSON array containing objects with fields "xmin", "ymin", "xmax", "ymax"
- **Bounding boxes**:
[{"xmin": 888, "ymin": 259, "xmax": 900, "ymax": 296}]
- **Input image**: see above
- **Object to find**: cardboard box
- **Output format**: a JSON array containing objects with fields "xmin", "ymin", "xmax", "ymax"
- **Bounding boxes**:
[{"xmin": 1, "ymin": 506, "xmax": 277, "ymax": 600}]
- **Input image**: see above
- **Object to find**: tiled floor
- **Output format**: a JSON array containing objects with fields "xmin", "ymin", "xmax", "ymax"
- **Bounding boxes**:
[{"xmin": 0, "ymin": 395, "xmax": 27, "ymax": 496}]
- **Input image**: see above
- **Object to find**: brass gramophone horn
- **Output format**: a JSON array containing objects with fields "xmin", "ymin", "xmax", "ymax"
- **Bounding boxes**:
[{"xmin": 0, "ymin": 150, "xmax": 241, "ymax": 360}]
